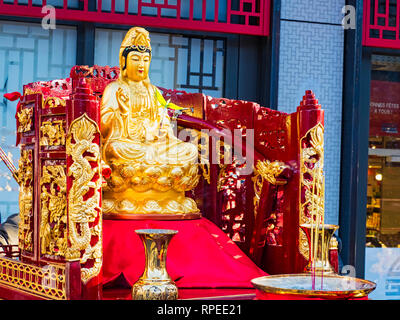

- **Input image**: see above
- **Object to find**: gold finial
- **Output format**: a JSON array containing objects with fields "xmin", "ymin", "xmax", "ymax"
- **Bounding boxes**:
[{"xmin": 329, "ymin": 236, "xmax": 339, "ymax": 250}]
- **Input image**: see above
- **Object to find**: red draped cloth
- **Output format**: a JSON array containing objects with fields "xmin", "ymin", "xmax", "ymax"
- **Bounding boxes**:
[{"xmin": 103, "ymin": 217, "xmax": 267, "ymax": 288}]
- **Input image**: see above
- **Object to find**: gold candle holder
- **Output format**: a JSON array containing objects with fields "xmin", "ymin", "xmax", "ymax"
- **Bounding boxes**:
[
  {"xmin": 300, "ymin": 224, "xmax": 339, "ymax": 274},
  {"xmin": 132, "ymin": 229, "xmax": 178, "ymax": 300}
]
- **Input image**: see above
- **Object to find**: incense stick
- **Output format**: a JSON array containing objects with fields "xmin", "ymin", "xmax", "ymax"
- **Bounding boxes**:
[{"xmin": 0, "ymin": 146, "xmax": 18, "ymax": 183}]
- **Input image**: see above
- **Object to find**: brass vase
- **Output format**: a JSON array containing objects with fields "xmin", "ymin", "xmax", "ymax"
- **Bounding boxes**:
[
  {"xmin": 300, "ymin": 224, "xmax": 339, "ymax": 274},
  {"xmin": 132, "ymin": 229, "xmax": 178, "ymax": 300}
]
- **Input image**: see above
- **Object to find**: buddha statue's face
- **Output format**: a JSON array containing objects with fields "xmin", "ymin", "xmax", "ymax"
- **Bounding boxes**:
[{"xmin": 124, "ymin": 51, "xmax": 151, "ymax": 82}]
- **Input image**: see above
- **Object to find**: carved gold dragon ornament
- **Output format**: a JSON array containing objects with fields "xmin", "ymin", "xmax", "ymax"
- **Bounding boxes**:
[
  {"xmin": 40, "ymin": 165, "xmax": 67, "ymax": 257},
  {"xmin": 17, "ymin": 149, "xmax": 34, "ymax": 252},
  {"xmin": 66, "ymin": 114, "xmax": 102, "ymax": 284},
  {"xmin": 252, "ymin": 160, "xmax": 288, "ymax": 219}
]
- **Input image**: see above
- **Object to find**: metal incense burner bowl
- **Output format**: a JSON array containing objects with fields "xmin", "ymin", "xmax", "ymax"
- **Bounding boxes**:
[
  {"xmin": 251, "ymin": 223, "xmax": 376, "ymax": 299},
  {"xmin": 132, "ymin": 229, "xmax": 178, "ymax": 300},
  {"xmin": 251, "ymin": 273, "xmax": 376, "ymax": 300}
]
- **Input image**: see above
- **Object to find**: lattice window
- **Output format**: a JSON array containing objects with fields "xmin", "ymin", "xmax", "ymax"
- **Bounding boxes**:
[
  {"xmin": 95, "ymin": 28, "xmax": 225, "ymax": 96},
  {"xmin": 363, "ymin": 0, "xmax": 400, "ymax": 49},
  {"xmin": 0, "ymin": 0, "xmax": 271, "ymax": 36}
]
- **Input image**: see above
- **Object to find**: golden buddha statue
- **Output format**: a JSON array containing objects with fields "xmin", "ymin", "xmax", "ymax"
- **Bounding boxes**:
[{"xmin": 101, "ymin": 27, "xmax": 200, "ymax": 218}]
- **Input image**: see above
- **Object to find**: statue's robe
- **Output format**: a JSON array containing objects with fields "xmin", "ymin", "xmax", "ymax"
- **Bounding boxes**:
[{"xmin": 100, "ymin": 80, "xmax": 198, "ymax": 165}]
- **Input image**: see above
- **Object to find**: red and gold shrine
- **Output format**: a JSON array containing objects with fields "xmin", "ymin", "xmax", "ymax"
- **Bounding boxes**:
[{"xmin": 0, "ymin": 26, "xmax": 351, "ymax": 300}]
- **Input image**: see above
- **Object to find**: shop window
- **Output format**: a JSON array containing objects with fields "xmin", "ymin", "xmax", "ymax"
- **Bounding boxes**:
[
  {"xmin": 94, "ymin": 28, "xmax": 225, "ymax": 97},
  {"xmin": 365, "ymin": 54, "xmax": 400, "ymax": 300}
]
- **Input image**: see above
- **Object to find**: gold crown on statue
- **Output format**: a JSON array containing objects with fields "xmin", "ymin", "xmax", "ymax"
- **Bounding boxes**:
[
  {"xmin": 121, "ymin": 27, "xmax": 151, "ymax": 51},
  {"xmin": 120, "ymin": 27, "xmax": 152, "ymax": 70}
]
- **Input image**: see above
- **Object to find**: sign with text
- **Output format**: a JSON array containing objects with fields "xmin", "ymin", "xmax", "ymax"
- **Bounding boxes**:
[{"xmin": 370, "ymin": 80, "xmax": 400, "ymax": 137}]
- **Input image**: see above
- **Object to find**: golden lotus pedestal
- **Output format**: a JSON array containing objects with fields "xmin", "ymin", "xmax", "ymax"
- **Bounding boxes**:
[
  {"xmin": 103, "ymin": 212, "xmax": 201, "ymax": 220},
  {"xmin": 132, "ymin": 229, "xmax": 179, "ymax": 300}
]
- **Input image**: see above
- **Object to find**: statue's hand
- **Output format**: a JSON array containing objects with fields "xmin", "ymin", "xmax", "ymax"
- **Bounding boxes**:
[{"xmin": 116, "ymin": 88, "xmax": 129, "ymax": 115}]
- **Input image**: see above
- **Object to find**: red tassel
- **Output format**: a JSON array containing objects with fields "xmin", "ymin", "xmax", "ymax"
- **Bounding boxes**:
[
  {"xmin": 6, "ymin": 92, "xmax": 24, "ymax": 146},
  {"xmin": 3, "ymin": 92, "xmax": 21, "ymax": 102}
]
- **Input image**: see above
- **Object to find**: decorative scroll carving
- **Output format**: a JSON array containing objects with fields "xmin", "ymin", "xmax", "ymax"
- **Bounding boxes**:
[
  {"xmin": 24, "ymin": 88, "xmax": 42, "ymax": 96},
  {"xmin": 216, "ymin": 164, "xmax": 227, "ymax": 192},
  {"xmin": 254, "ymin": 160, "xmax": 288, "ymax": 186},
  {"xmin": 40, "ymin": 165, "xmax": 67, "ymax": 257},
  {"xmin": 24, "ymin": 79, "xmax": 71, "ymax": 96},
  {"xmin": 252, "ymin": 160, "xmax": 287, "ymax": 219},
  {"xmin": 43, "ymin": 97, "xmax": 66, "ymax": 109},
  {"xmin": 17, "ymin": 149, "xmax": 34, "ymax": 253},
  {"xmin": 40, "ymin": 120, "xmax": 66, "ymax": 146},
  {"xmin": 0, "ymin": 257, "xmax": 67, "ymax": 300},
  {"xmin": 218, "ymin": 160, "xmax": 246, "ymax": 243},
  {"xmin": 17, "ymin": 107, "xmax": 33, "ymax": 133},
  {"xmin": 70, "ymin": 65, "xmax": 120, "ymax": 80},
  {"xmin": 299, "ymin": 123, "xmax": 325, "ymax": 259},
  {"xmin": 66, "ymin": 113, "xmax": 102, "ymax": 283},
  {"xmin": 200, "ymin": 163, "xmax": 210, "ymax": 184}
]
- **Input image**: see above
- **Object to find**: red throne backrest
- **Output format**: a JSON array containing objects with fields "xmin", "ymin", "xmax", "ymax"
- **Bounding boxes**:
[{"xmin": 162, "ymin": 88, "xmax": 325, "ymax": 275}]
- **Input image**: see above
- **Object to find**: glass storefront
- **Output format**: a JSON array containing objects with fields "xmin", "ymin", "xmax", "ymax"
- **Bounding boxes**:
[{"xmin": 365, "ymin": 54, "xmax": 400, "ymax": 300}]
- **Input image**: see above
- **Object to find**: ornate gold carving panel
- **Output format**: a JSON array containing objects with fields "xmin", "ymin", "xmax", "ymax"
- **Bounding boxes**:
[
  {"xmin": 17, "ymin": 149, "xmax": 34, "ymax": 253},
  {"xmin": 40, "ymin": 165, "xmax": 67, "ymax": 258},
  {"xmin": 66, "ymin": 114, "xmax": 102, "ymax": 283},
  {"xmin": 17, "ymin": 107, "xmax": 33, "ymax": 133},
  {"xmin": 40, "ymin": 120, "xmax": 66, "ymax": 147},
  {"xmin": 43, "ymin": 97, "xmax": 66, "ymax": 109},
  {"xmin": 0, "ymin": 257, "xmax": 66, "ymax": 300},
  {"xmin": 252, "ymin": 160, "xmax": 287, "ymax": 219},
  {"xmin": 299, "ymin": 123, "xmax": 325, "ymax": 259}
]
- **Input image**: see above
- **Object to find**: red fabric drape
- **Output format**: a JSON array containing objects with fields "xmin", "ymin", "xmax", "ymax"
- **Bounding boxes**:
[
  {"xmin": 329, "ymin": 249, "xmax": 339, "ymax": 274},
  {"xmin": 103, "ymin": 217, "xmax": 267, "ymax": 288},
  {"xmin": 3, "ymin": 92, "xmax": 22, "ymax": 146},
  {"xmin": 255, "ymin": 291, "xmax": 369, "ymax": 300}
]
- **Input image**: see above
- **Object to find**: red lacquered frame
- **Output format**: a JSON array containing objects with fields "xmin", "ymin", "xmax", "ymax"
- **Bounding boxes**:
[
  {"xmin": 0, "ymin": 0, "xmax": 270, "ymax": 37},
  {"xmin": 363, "ymin": 0, "xmax": 400, "ymax": 49}
]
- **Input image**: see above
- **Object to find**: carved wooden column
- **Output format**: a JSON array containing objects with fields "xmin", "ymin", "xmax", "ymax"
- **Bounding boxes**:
[{"xmin": 66, "ymin": 78, "xmax": 103, "ymax": 300}]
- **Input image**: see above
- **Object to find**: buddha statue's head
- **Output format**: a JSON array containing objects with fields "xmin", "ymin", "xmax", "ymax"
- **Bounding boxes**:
[{"xmin": 119, "ymin": 27, "xmax": 152, "ymax": 83}]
